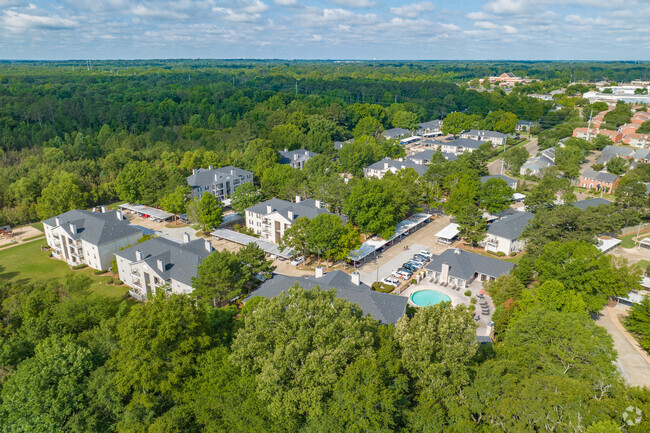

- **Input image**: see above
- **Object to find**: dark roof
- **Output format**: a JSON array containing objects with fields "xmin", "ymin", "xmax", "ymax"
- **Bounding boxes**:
[
  {"xmin": 462, "ymin": 129, "xmax": 507, "ymax": 139},
  {"xmin": 248, "ymin": 270, "xmax": 408, "ymax": 324},
  {"xmin": 186, "ymin": 166, "xmax": 252, "ymax": 188},
  {"xmin": 571, "ymin": 198, "xmax": 612, "ymax": 210},
  {"xmin": 408, "ymin": 149, "xmax": 457, "ymax": 163},
  {"xmin": 480, "ymin": 174, "xmax": 517, "ymax": 189},
  {"xmin": 365, "ymin": 157, "xmax": 428, "ymax": 176},
  {"xmin": 487, "ymin": 212, "xmax": 534, "ymax": 240},
  {"xmin": 383, "ymin": 128, "xmax": 411, "ymax": 139},
  {"xmin": 43, "ymin": 209, "xmax": 142, "ymax": 246},
  {"xmin": 444, "ymin": 138, "xmax": 483, "ymax": 149},
  {"xmin": 115, "ymin": 237, "xmax": 212, "ymax": 287},
  {"xmin": 279, "ymin": 149, "xmax": 318, "ymax": 165},
  {"xmin": 601, "ymin": 145, "xmax": 635, "ymax": 158},
  {"xmin": 418, "ymin": 120, "xmax": 442, "ymax": 129},
  {"xmin": 246, "ymin": 198, "xmax": 335, "ymax": 221},
  {"xmin": 425, "ymin": 248, "xmax": 514, "ymax": 281},
  {"xmin": 581, "ymin": 169, "xmax": 619, "ymax": 184}
]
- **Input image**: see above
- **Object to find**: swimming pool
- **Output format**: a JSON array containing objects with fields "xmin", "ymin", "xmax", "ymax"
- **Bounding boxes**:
[{"xmin": 410, "ymin": 289, "xmax": 451, "ymax": 307}]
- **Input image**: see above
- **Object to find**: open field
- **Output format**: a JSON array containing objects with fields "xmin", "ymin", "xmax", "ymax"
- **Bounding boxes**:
[{"xmin": 0, "ymin": 239, "xmax": 129, "ymax": 298}]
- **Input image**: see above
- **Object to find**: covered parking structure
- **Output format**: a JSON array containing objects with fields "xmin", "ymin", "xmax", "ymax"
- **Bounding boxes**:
[
  {"xmin": 435, "ymin": 223, "xmax": 460, "ymax": 245},
  {"xmin": 119, "ymin": 203, "xmax": 174, "ymax": 222},
  {"xmin": 348, "ymin": 213, "xmax": 432, "ymax": 266},
  {"xmin": 211, "ymin": 229, "xmax": 293, "ymax": 259}
]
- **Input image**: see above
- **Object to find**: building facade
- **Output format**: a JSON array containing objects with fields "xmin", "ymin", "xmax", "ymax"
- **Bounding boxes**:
[
  {"xmin": 115, "ymin": 235, "xmax": 214, "ymax": 300},
  {"xmin": 187, "ymin": 165, "xmax": 253, "ymax": 200},
  {"xmin": 579, "ymin": 169, "xmax": 620, "ymax": 192},
  {"xmin": 460, "ymin": 130, "xmax": 507, "ymax": 146},
  {"xmin": 481, "ymin": 212, "xmax": 534, "ymax": 255},
  {"xmin": 43, "ymin": 209, "xmax": 142, "ymax": 271},
  {"xmin": 279, "ymin": 149, "xmax": 318, "ymax": 170}
]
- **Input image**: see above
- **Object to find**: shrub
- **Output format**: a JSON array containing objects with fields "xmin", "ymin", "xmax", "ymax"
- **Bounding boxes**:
[
  {"xmin": 486, "ymin": 250, "xmax": 497, "ymax": 256},
  {"xmin": 93, "ymin": 269, "xmax": 108, "ymax": 275},
  {"xmin": 114, "ymin": 279, "xmax": 123, "ymax": 285},
  {"xmin": 105, "ymin": 278, "xmax": 114, "ymax": 285},
  {"xmin": 496, "ymin": 251, "xmax": 506, "ymax": 257},
  {"xmin": 71, "ymin": 263, "xmax": 88, "ymax": 270},
  {"xmin": 464, "ymin": 290, "xmax": 472, "ymax": 297},
  {"xmin": 470, "ymin": 298, "xmax": 476, "ymax": 305},
  {"xmin": 48, "ymin": 252, "xmax": 53, "ymax": 257},
  {"xmin": 371, "ymin": 282, "xmax": 394, "ymax": 293},
  {"xmin": 411, "ymin": 279, "xmax": 417, "ymax": 285},
  {"xmin": 509, "ymin": 252, "xmax": 517, "ymax": 257}
]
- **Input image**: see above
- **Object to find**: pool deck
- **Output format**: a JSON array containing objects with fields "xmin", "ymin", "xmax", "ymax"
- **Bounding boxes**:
[{"xmin": 400, "ymin": 279, "xmax": 494, "ymax": 338}]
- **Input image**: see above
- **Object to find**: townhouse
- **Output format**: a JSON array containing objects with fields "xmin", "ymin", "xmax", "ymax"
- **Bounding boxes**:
[
  {"xmin": 481, "ymin": 212, "xmax": 534, "ymax": 255},
  {"xmin": 425, "ymin": 248, "xmax": 515, "ymax": 288},
  {"xmin": 279, "ymin": 148, "xmax": 319, "ymax": 170},
  {"xmin": 115, "ymin": 234, "xmax": 214, "ymax": 300},
  {"xmin": 520, "ymin": 147, "xmax": 556, "ymax": 176},
  {"xmin": 572, "ymin": 128, "xmax": 622, "ymax": 143},
  {"xmin": 187, "ymin": 165, "xmax": 254, "ymax": 200},
  {"xmin": 364, "ymin": 150, "xmax": 456, "ymax": 179},
  {"xmin": 43, "ymin": 209, "xmax": 143, "ymax": 271},
  {"xmin": 623, "ymin": 132, "xmax": 650, "ymax": 148},
  {"xmin": 579, "ymin": 169, "xmax": 620, "ymax": 193},
  {"xmin": 439, "ymin": 138, "xmax": 483, "ymax": 155},
  {"xmin": 382, "ymin": 128, "xmax": 412, "ymax": 140},
  {"xmin": 595, "ymin": 145, "xmax": 636, "ymax": 166},
  {"xmin": 417, "ymin": 120, "xmax": 443, "ymax": 137},
  {"xmin": 460, "ymin": 129, "xmax": 507, "ymax": 146},
  {"xmin": 245, "ymin": 196, "xmax": 336, "ymax": 244}
]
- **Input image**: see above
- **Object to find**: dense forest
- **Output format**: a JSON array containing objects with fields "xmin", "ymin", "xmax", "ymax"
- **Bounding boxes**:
[{"xmin": 1, "ymin": 60, "xmax": 650, "ymax": 432}]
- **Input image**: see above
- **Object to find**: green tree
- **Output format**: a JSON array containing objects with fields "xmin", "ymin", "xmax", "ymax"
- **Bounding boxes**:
[
  {"xmin": 555, "ymin": 145, "xmax": 584, "ymax": 178},
  {"xmin": 0, "ymin": 335, "xmax": 94, "ymax": 432},
  {"xmin": 230, "ymin": 182, "xmax": 263, "ymax": 216},
  {"xmin": 615, "ymin": 175, "xmax": 649, "ymax": 209},
  {"xmin": 308, "ymin": 213, "xmax": 346, "ymax": 266},
  {"xmin": 280, "ymin": 216, "xmax": 312, "ymax": 259},
  {"xmin": 160, "ymin": 186, "xmax": 190, "ymax": 225},
  {"xmin": 518, "ymin": 280, "xmax": 588, "ymax": 316},
  {"xmin": 230, "ymin": 286, "xmax": 378, "ymax": 428},
  {"xmin": 479, "ymin": 178, "xmax": 514, "ymax": 214},
  {"xmin": 455, "ymin": 204, "xmax": 487, "ymax": 246},
  {"xmin": 237, "ymin": 242, "xmax": 276, "ymax": 286},
  {"xmin": 484, "ymin": 110, "xmax": 518, "ymax": 134},
  {"xmin": 592, "ymin": 134, "xmax": 613, "ymax": 150},
  {"xmin": 391, "ymin": 110, "xmax": 419, "ymax": 130},
  {"xmin": 503, "ymin": 146, "xmax": 529, "ymax": 174},
  {"xmin": 523, "ymin": 168, "xmax": 575, "ymax": 213},
  {"xmin": 188, "ymin": 192, "xmax": 223, "ymax": 233},
  {"xmin": 624, "ymin": 295, "xmax": 650, "ymax": 352},
  {"xmin": 442, "ymin": 112, "xmax": 468, "ymax": 136},
  {"xmin": 37, "ymin": 171, "xmax": 87, "ymax": 220},
  {"xmin": 353, "ymin": 117, "xmax": 383, "ymax": 138},
  {"xmin": 192, "ymin": 250, "xmax": 249, "ymax": 306},
  {"xmin": 338, "ymin": 135, "xmax": 385, "ymax": 176},
  {"xmin": 606, "ymin": 156, "xmax": 628, "ymax": 175}
]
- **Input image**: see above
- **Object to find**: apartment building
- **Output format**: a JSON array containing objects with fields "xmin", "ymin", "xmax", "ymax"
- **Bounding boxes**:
[
  {"xmin": 115, "ymin": 234, "xmax": 214, "ymax": 300},
  {"xmin": 43, "ymin": 209, "xmax": 142, "ymax": 270},
  {"xmin": 460, "ymin": 129, "xmax": 507, "ymax": 146},
  {"xmin": 187, "ymin": 165, "xmax": 253, "ymax": 200},
  {"xmin": 579, "ymin": 169, "xmax": 620, "ymax": 192},
  {"xmin": 481, "ymin": 212, "xmax": 534, "ymax": 255},
  {"xmin": 245, "ymin": 196, "xmax": 336, "ymax": 244},
  {"xmin": 279, "ymin": 148, "xmax": 319, "ymax": 170},
  {"xmin": 439, "ymin": 138, "xmax": 483, "ymax": 155},
  {"xmin": 572, "ymin": 128, "xmax": 623, "ymax": 142}
]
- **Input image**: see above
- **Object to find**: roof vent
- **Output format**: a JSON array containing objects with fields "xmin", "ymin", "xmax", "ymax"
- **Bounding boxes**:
[
  {"xmin": 230, "ymin": 169, "xmax": 235, "ymax": 175},
  {"xmin": 315, "ymin": 267, "xmax": 324, "ymax": 278},
  {"xmin": 295, "ymin": 195, "xmax": 301, "ymax": 203},
  {"xmin": 100, "ymin": 206, "xmax": 107, "ymax": 213},
  {"xmin": 454, "ymin": 247, "xmax": 461, "ymax": 254},
  {"xmin": 183, "ymin": 233, "xmax": 191, "ymax": 243},
  {"xmin": 267, "ymin": 205, "xmax": 273, "ymax": 214},
  {"xmin": 192, "ymin": 168, "xmax": 198, "ymax": 175},
  {"xmin": 116, "ymin": 211, "xmax": 125, "ymax": 221},
  {"xmin": 315, "ymin": 200, "xmax": 321, "ymax": 209},
  {"xmin": 287, "ymin": 210, "xmax": 294, "ymax": 221},
  {"xmin": 284, "ymin": 148, "xmax": 288, "ymax": 152},
  {"xmin": 204, "ymin": 239, "xmax": 213, "ymax": 252},
  {"xmin": 209, "ymin": 165, "xmax": 214, "ymax": 170}
]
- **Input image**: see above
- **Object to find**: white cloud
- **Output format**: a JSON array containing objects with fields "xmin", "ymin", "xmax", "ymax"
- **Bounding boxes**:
[
  {"xmin": 131, "ymin": 5, "xmax": 190, "ymax": 20},
  {"xmin": 484, "ymin": 0, "xmax": 526, "ymax": 14},
  {"xmin": 307, "ymin": 34, "xmax": 322, "ymax": 41},
  {"xmin": 0, "ymin": 0, "xmax": 25, "ymax": 8},
  {"xmin": 389, "ymin": 2, "xmax": 435, "ymax": 19},
  {"xmin": 2, "ymin": 8, "xmax": 78, "ymax": 31},
  {"xmin": 331, "ymin": 0, "xmax": 376, "ymax": 8},
  {"xmin": 466, "ymin": 11, "xmax": 492, "ymax": 20},
  {"xmin": 214, "ymin": 0, "xmax": 269, "ymax": 22},
  {"xmin": 274, "ymin": 0, "xmax": 298, "ymax": 6}
]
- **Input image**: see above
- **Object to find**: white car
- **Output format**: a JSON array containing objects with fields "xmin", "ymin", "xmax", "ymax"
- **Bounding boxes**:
[
  {"xmin": 290, "ymin": 256, "xmax": 305, "ymax": 266},
  {"xmin": 419, "ymin": 250, "xmax": 433, "ymax": 259},
  {"xmin": 382, "ymin": 277, "xmax": 400, "ymax": 286}
]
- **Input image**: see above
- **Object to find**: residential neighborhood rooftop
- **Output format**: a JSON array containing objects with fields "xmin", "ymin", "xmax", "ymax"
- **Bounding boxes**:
[
  {"xmin": 425, "ymin": 248, "xmax": 515, "ymax": 282},
  {"xmin": 43, "ymin": 209, "xmax": 142, "ymax": 246},
  {"xmin": 571, "ymin": 198, "xmax": 613, "ymax": 210},
  {"xmin": 486, "ymin": 212, "xmax": 534, "ymax": 241},
  {"xmin": 246, "ymin": 197, "xmax": 335, "ymax": 221}
]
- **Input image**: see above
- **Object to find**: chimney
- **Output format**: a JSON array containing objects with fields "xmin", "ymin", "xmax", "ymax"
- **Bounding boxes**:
[
  {"xmin": 304, "ymin": 150, "xmax": 309, "ymax": 156},
  {"xmin": 192, "ymin": 168, "xmax": 198, "ymax": 175},
  {"xmin": 315, "ymin": 267, "xmax": 324, "ymax": 278},
  {"xmin": 183, "ymin": 233, "xmax": 191, "ymax": 243},
  {"xmin": 454, "ymin": 247, "xmax": 461, "ymax": 254},
  {"xmin": 315, "ymin": 200, "xmax": 321, "ymax": 209},
  {"xmin": 230, "ymin": 169, "xmax": 235, "ymax": 175},
  {"xmin": 284, "ymin": 148, "xmax": 288, "ymax": 152},
  {"xmin": 204, "ymin": 239, "xmax": 213, "ymax": 252},
  {"xmin": 157, "ymin": 259, "xmax": 165, "ymax": 273},
  {"xmin": 267, "ymin": 205, "xmax": 273, "ymax": 214},
  {"xmin": 294, "ymin": 153, "xmax": 299, "ymax": 160},
  {"xmin": 351, "ymin": 272, "xmax": 361, "ymax": 286},
  {"xmin": 135, "ymin": 250, "xmax": 143, "ymax": 261},
  {"xmin": 100, "ymin": 205, "xmax": 107, "ymax": 213},
  {"xmin": 441, "ymin": 263, "xmax": 450, "ymax": 283},
  {"xmin": 287, "ymin": 210, "xmax": 294, "ymax": 221},
  {"xmin": 116, "ymin": 211, "xmax": 125, "ymax": 221},
  {"xmin": 295, "ymin": 195, "xmax": 301, "ymax": 203},
  {"xmin": 384, "ymin": 162, "xmax": 389, "ymax": 169},
  {"xmin": 69, "ymin": 223, "xmax": 77, "ymax": 234},
  {"xmin": 55, "ymin": 217, "xmax": 61, "ymax": 227},
  {"xmin": 208, "ymin": 165, "xmax": 214, "ymax": 170}
]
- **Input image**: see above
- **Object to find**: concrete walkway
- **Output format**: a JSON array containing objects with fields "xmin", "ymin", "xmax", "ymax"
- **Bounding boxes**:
[{"xmin": 594, "ymin": 305, "xmax": 650, "ymax": 387}]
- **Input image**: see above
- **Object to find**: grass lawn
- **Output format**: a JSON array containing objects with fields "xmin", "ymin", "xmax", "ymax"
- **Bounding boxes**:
[
  {"xmin": 619, "ymin": 233, "xmax": 637, "ymax": 249},
  {"xmin": 30, "ymin": 222, "xmax": 44, "ymax": 232},
  {"xmin": 107, "ymin": 201, "xmax": 126, "ymax": 211},
  {"xmin": 635, "ymin": 260, "xmax": 650, "ymax": 272},
  {"xmin": 0, "ymin": 239, "xmax": 129, "ymax": 298}
]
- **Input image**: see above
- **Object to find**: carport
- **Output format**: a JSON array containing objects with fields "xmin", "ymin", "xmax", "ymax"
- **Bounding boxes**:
[{"xmin": 211, "ymin": 229, "xmax": 293, "ymax": 259}]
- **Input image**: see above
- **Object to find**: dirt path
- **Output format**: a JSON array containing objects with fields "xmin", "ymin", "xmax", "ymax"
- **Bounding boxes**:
[{"xmin": 0, "ymin": 225, "xmax": 45, "ymax": 249}]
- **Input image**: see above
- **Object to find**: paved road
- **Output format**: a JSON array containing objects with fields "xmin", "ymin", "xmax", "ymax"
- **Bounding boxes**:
[{"xmin": 594, "ymin": 306, "xmax": 650, "ymax": 387}]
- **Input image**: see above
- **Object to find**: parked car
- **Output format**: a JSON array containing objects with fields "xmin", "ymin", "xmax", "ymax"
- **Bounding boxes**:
[
  {"xmin": 407, "ymin": 262, "xmax": 423, "ymax": 270},
  {"xmin": 411, "ymin": 257, "xmax": 427, "ymax": 265},
  {"xmin": 382, "ymin": 277, "xmax": 400, "ymax": 286},
  {"xmin": 413, "ymin": 254, "xmax": 428, "ymax": 262},
  {"xmin": 396, "ymin": 269, "xmax": 412, "ymax": 279},
  {"xmin": 290, "ymin": 256, "xmax": 305, "ymax": 266},
  {"xmin": 402, "ymin": 263, "xmax": 417, "ymax": 272},
  {"xmin": 419, "ymin": 250, "xmax": 432, "ymax": 259}
]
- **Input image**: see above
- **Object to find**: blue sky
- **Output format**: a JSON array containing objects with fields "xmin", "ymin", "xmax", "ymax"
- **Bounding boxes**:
[{"xmin": 0, "ymin": 0, "xmax": 648, "ymax": 60}]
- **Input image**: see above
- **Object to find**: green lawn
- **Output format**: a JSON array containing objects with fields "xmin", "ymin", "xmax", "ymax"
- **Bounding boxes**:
[
  {"xmin": 30, "ymin": 222, "xmax": 44, "ymax": 232},
  {"xmin": 0, "ymin": 239, "xmax": 129, "ymax": 298},
  {"xmin": 635, "ymin": 260, "xmax": 650, "ymax": 272}
]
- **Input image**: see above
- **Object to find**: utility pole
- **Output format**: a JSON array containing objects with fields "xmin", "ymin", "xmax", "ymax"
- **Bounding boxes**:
[
  {"xmin": 586, "ymin": 109, "xmax": 594, "ymax": 141},
  {"xmin": 501, "ymin": 140, "xmax": 506, "ymax": 175}
]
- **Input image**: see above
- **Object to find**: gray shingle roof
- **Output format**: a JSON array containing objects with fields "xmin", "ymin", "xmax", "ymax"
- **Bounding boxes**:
[
  {"xmin": 246, "ymin": 198, "xmax": 336, "ymax": 221},
  {"xmin": 444, "ymin": 138, "xmax": 483, "ymax": 150},
  {"xmin": 383, "ymin": 128, "xmax": 411, "ymax": 139},
  {"xmin": 487, "ymin": 212, "xmax": 534, "ymax": 241},
  {"xmin": 408, "ymin": 149, "xmax": 457, "ymax": 163},
  {"xmin": 480, "ymin": 174, "xmax": 517, "ymax": 189},
  {"xmin": 425, "ymin": 248, "xmax": 515, "ymax": 281},
  {"xmin": 633, "ymin": 148, "xmax": 650, "ymax": 160},
  {"xmin": 571, "ymin": 198, "xmax": 612, "ymax": 210},
  {"xmin": 601, "ymin": 145, "xmax": 635, "ymax": 158},
  {"xmin": 115, "ymin": 237, "xmax": 212, "ymax": 287},
  {"xmin": 581, "ymin": 169, "xmax": 619, "ymax": 184},
  {"xmin": 43, "ymin": 210, "xmax": 142, "ymax": 246},
  {"xmin": 279, "ymin": 149, "xmax": 318, "ymax": 165},
  {"xmin": 248, "ymin": 270, "xmax": 408, "ymax": 324},
  {"xmin": 462, "ymin": 129, "xmax": 507, "ymax": 139},
  {"xmin": 418, "ymin": 120, "xmax": 442, "ymax": 130},
  {"xmin": 365, "ymin": 158, "xmax": 428, "ymax": 176},
  {"xmin": 186, "ymin": 166, "xmax": 252, "ymax": 188}
]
